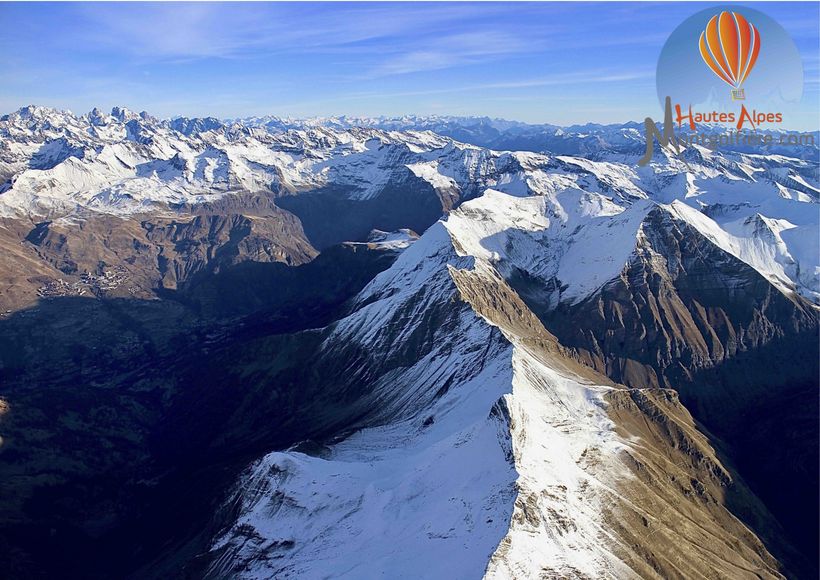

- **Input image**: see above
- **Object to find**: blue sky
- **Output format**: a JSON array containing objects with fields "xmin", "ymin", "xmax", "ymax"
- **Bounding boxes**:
[{"xmin": 1, "ymin": 2, "xmax": 817, "ymax": 128}]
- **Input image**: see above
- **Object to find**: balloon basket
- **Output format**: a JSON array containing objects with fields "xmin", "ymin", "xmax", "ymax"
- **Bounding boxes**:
[{"xmin": 731, "ymin": 89, "xmax": 746, "ymax": 101}]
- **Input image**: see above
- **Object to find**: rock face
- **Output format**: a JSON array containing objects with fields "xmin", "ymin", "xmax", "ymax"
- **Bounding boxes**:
[
  {"xmin": 0, "ymin": 107, "xmax": 817, "ymax": 579},
  {"xmin": 0, "ymin": 208, "xmax": 316, "ymax": 312},
  {"xmin": 524, "ymin": 207, "xmax": 819, "ymax": 566},
  {"xmin": 602, "ymin": 388, "xmax": 787, "ymax": 579},
  {"xmin": 539, "ymin": 206, "xmax": 818, "ymax": 391}
]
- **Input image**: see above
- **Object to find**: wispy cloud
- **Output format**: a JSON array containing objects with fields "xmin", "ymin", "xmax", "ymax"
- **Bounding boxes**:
[
  {"xmin": 341, "ymin": 69, "xmax": 655, "ymax": 100},
  {"xmin": 365, "ymin": 31, "xmax": 535, "ymax": 77},
  {"xmin": 70, "ymin": 3, "xmax": 517, "ymax": 63}
]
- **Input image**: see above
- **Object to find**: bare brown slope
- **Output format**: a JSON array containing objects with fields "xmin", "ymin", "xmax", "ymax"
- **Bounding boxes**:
[
  {"xmin": 509, "ymin": 206, "xmax": 819, "ymax": 574},
  {"xmin": 0, "ymin": 220, "xmax": 56, "ymax": 311},
  {"xmin": 606, "ymin": 388, "xmax": 788, "ymax": 579},
  {"xmin": 538, "ymin": 208, "xmax": 817, "ymax": 393},
  {"xmin": 0, "ymin": 203, "xmax": 316, "ymax": 312},
  {"xmin": 449, "ymin": 260, "xmax": 786, "ymax": 579}
]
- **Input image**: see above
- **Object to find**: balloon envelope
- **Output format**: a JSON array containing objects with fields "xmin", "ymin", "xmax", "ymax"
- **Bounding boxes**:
[{"xmin": 699, "ymin": 11, "xmax": 761, "ymax": 89}]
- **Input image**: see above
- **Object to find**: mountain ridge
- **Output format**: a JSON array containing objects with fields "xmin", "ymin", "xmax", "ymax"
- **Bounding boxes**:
[{"xmin": 0, "ymin": 103, "xmax": 817, "ymax": 579}]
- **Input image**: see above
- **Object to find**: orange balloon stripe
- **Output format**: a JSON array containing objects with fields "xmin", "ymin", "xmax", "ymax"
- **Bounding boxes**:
[
  {"xmin": 740, "ymin": 25, "xmax": 760, "ymax": 86},
  {"xmin": 735, "ymin": 12, "xmax": 752, "ymax": 84},
  {"xmin": 699, "ymin": 32, "xmax": 734, "ymax": 87},
  {"xmin": 699, "ymin": 11, "xmax": 761, "ymax": 90},
  {"xmin": 705, "ymin": 15, "xmax": 735, "ymax": 86},
  {"xmin": 718, "ymin": 12, "xmax": 740, "ymax": 82}
]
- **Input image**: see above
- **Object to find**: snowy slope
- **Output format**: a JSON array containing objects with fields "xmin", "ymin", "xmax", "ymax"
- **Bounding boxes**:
[
  {"xmin": 2, "ymin": 106, "xmax": 816, "ymax": 303},
  {"xmin": 207, "ymin": 184, "xmax": 787, "ymax": 579},
  {"xmin": 207, "ymin": 217, "xmax": 634, "ymax": 579},
  {"xmin": 0, "ymin": 107, "xmax": 500, "ymax": 218}
]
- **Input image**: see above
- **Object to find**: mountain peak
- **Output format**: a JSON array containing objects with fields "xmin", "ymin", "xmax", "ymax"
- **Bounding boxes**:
[
  {"xmin": 6, "ymin": 104, "xmax": 65, "ymax": 121},
  {"xmin": 87, "ymin": 107, "xmax": 108, "ymax": 126},
  {"xmin": 110, "ymin": 106, "xmax": 139, "ymax": 122}
]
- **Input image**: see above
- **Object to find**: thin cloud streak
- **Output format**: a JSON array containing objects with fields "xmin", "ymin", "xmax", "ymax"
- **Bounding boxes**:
[
  {"xmin": 341, "ymin": 70, "xmax": 655, "ymax": 101},
  {"xmin": 0, "ymin": 2, "xmax": 816, "ymax": 128}
]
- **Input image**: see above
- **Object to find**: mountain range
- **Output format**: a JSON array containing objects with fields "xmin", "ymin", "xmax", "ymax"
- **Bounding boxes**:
[{"xmin": 0, "ymin": 106, "xmax": 817, "ymax": 579}]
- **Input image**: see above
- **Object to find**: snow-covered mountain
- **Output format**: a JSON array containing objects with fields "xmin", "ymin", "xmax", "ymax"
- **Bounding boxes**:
[
  {"xmin": 233, "ymin": 113, "xmax": 820, "ymax": 160},
  {"xmin": 205, "ymin": 199, "xmax": 793, "ymax": 578},
  {"xmin": 1, "ymin": 106, "xmax": 817, "ymax": 302},
  {"xmin": 2, "ymin": 106, "xmax": 512, "ymax": 216},
  {"xmin": 0, "ymin": 106, "xmax": 817, "ymax": 579}
]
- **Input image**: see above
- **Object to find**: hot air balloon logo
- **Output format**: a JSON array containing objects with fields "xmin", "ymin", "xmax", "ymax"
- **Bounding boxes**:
[{"xmin": 699, "ymin": 11, "xmax": 761, "ymax": 100}]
